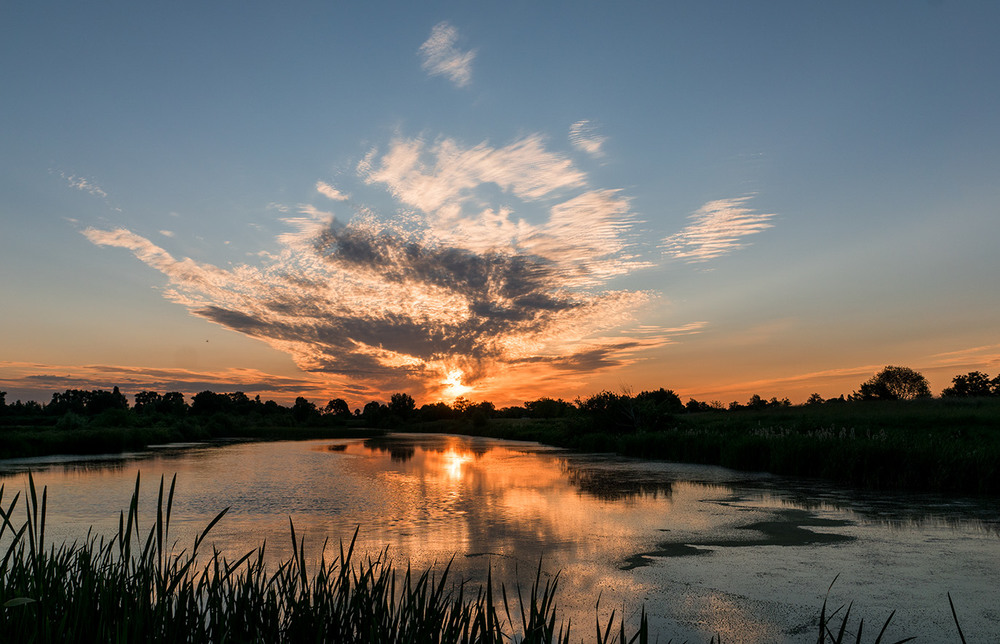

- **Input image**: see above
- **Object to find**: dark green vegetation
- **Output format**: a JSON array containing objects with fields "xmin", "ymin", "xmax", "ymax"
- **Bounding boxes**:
[
  {"xmin": 1, "ymin": 366, "xmax": 999, "ymax": 495},
  {"xmin": 0, "ymin": 388, "xmax": 382, "ymax": 459},
  {"xmin": 0, "ymin": 476, "xmax": 945, "ymax": 643},
  {"xmin": 425, "ymin": 397, "xmax": 1000, "ymax": 497}
]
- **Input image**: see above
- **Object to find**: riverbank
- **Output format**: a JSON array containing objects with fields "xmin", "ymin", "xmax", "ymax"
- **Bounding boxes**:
[
  {"xmin": 0, "ymin": 423, "xmax": 383, "ymax": 460},
  {"xmin": 2, "ymin": 397, "xmax": 997, "ymax": 496},
  {"xmin": 409, "ymin": 397, "xmax": 1000, "ymax": 496}
]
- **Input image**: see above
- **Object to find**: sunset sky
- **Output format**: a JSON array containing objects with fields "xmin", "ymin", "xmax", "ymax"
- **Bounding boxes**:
[{"xmin": 2, "ymin": 2, "xmax": 999, "ymax": 408}]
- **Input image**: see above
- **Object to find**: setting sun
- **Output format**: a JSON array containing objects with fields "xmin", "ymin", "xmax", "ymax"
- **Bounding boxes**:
[{"xmin": 442, "ymin": 370, "xmax": 472, "ymax": 400}]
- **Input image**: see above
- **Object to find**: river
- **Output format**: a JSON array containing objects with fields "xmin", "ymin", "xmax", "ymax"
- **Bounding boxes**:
[{"xmin": 1, "ymin": 433, "xmax": 996, "ymax": 642}]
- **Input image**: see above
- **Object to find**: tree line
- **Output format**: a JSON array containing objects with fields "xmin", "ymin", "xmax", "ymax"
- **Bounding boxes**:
[{"xmin": 1, "ymin": 366, "xmax": 998, "ymax": 433}]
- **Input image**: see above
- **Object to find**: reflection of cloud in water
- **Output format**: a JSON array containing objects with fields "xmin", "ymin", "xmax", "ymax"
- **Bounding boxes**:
[{"xmin": 4, "ymin": 435, "xmax": 1000, "ymax": 642}]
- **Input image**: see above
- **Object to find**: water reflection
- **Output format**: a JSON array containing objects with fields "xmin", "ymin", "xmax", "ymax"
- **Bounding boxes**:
[
  {"xmin": 0, "ymin": 433, "xmax": 997, "ymax": 642},
  {"xmin": 561, "ymin": 464, "xmax": 675, "ymax": 502}
]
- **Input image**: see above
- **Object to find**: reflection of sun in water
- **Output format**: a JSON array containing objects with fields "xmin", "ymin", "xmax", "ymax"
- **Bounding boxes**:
[
  {"xmin": 442, "ymin": 370, "xmax": 472, "ymax": 399},
  {"xmin": 443, "ymin": 449, "xmax": 472, "ymax": 479}
]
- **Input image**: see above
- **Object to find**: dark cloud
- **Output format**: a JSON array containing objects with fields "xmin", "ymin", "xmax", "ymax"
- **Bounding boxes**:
[
  {"xmin": 319, "ymin": 227, "xmax": 571, "ymax": 310},
  {"xmin": 82, "ymin": 133, "xmax": 671, "ymax": 401},
  {"xmin": 515, "ymin": 342, "xmax": 643, "ymax": 373}
]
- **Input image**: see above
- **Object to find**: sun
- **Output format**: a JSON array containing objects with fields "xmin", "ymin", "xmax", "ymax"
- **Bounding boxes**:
[{"xmin": 442, "ymin": 369, "xmax": 472, "ymax": 400}]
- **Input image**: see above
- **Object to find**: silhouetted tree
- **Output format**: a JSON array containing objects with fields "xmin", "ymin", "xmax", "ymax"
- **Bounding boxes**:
[
  {"xmin": 452, "ymin": 397, "xmax": 472, "ymax": 414},
  {"xmin": 191, "ymin": 391, "xmax": 228, "ymax": 416},
  {"xmin": 0, "ymin": 391, "xmax": 6, "ymax": 415},
  {"xmin": 292, "ymin": 396, "xmax": 318, "ymax": 423},
  {"xmin": 458, "ymin": 400, "xmax": 495, "ymax": 425},
  {"xmin": 416, "ymin": 402, "xmax": 456, "ymax": 421},
  {"xmin": 523, "ymin": 397, "xmax": 575, "ymax": 419},
  {"xmin": 577, "ymin": 391, "xmax": 638, "ymax": 433},
  {"xmin": 160, "ymin": 392, "xmax": 188, "ymax": 416},
  {"xmin": 361, "ymin": 401, "xmax": 387, "ymax": 426},
  {"xmin": 133, "ymin": 390, "xmax": 162, "ymax": 414},
  {"xmin": 388, "ymin": 393, "xmax": 416, "ymax": 419},
  {"xmin": 635, "ymin": 388, "xmax": 684, "ymax": 414},
  {"xmin": 495, "ymin": 405, "xmax": 527, "ymax": 418},
  {"xmin": 806, "ymin": 393, "xmax": 824, "ymax": 406},
  {"xmin": 685, "ymin": 398, "xmax": 712, "ymax": 413},
  {"xmin": 323, "ymin": 398, "xmax": 351, "ymax": 417},
  {"xmin": 48, "ymin": 390, "xmax": 89, "ymax": 416},
  {"xmin": 941, "ymin": 371, "xmax": 994, "ymax": 397},
  {"xmin": 226, "ymin": 392, "xmax": 254, "ymax": 415},
  {"xmin": 20, "ymin": 400, "xmax": 44, "ymax": 415},
  {"xmin": 47, "ymin": 388, "xmax": 129, "ymax": 416},
  {"xmin": 93, "ymin": 386, "xmax": 129, "ymax": 414},
  {"xmin": 853, "ymin": 366, "xmax": 931, "ymax": 401}
]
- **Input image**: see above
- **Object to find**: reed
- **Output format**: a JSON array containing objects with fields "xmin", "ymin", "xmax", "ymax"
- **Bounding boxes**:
[
  {"xmin": 0, "ymin": 474, "xmax": 646, "ymax": 643},
  {"xmin": 2, "ymin": 476, "xmax": 966, "ymax": 643}
]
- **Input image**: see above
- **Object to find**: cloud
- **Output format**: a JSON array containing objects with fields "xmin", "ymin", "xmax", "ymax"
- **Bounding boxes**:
[
  {"xmin": 418, "ymin": 21, "xmax": 475, "ymax": 87},
  {"xmin": 662, "ymin": 196, "xmax": 775, "ymax": 262},
  {"xmin": 360, "ymin": 134, "xmax": 586, "ymax": 220},
  {"xmin": 0, "ymin": 361, "xmax": 334, "ymax": 405},
  {"xmin": 316, "ymin": 181, "xmax": 349, "ymax": 201},
  {"xmin": 569, "ymin": 121, "xmax": 607, "ymax": 157},
  {"xmin": 60, "ymin": 172, "xmax": 108, "ymax": 199},
  {"xmin": 84, "ymin": 132, "xmax": 672, "ymax": 403},
  {"xmin": 159, "ymin": 230, "xmax": 175, "ymax": 238}
]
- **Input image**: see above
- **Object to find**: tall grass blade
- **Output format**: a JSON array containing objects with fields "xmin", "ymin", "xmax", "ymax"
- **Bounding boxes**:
[{"xmin": 948, "ymin": 592, "xmax": 967, "ymax": 644}]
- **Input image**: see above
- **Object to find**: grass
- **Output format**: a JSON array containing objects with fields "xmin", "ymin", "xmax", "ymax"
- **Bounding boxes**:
[
  {"xmin": 418, "ymin": 398, "xmax": 1000, "ymax": 496},
  {"xmin": 0, "ymin": 475, "xmax": 968, "ymax": 643},
  {"xmin": 5, "ymin": 397, "xmax": 998, "ymax": 496}
]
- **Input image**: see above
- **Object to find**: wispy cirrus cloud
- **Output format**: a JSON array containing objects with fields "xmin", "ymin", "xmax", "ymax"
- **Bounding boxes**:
[
  {"xmin": 84, "ymin": 132, "xmax": 677, "ymax": 403},
  {"xmin": 360, "ymin": 134, "xmax": 586, "ymax": 218},
  {"xmin": 418, "ymin": 22, "xmax": 475, "ymax": 87},
  {"xmin": 60, "ymin": 172, "xmax": 108, "ymax": 199},
  {"xmin": 316, "ymin": 181, "xmax": 349, "ymax": 201},
  {"xmin": 569, "ymin": 120, "xmax": 607, "ymax": 158},
  {"xmin": 0, "ymin": 361, "xmax": 330, "ymax": 404},
  {"xmin": 662, "ymin": 196, "xmax": 775, "ymax": 262}
]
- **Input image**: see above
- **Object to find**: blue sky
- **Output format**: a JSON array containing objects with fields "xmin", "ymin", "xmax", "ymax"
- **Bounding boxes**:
[{"xmin": 2, "ymin": 1, "xmax": 999, "ymax": 407}]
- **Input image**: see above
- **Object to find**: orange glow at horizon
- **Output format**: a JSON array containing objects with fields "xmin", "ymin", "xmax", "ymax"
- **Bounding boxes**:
[{"xmin": 442, "ymin": 369, "xmax": 473, "ymax": 400}]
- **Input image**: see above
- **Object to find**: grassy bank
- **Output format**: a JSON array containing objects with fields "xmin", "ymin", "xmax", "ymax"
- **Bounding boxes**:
[
  {"xmin": 412, "ymin": 398, "xmax": 1000, "ymax": 496},
  {"xmin": 0, "ymin": 475, "xmax": 937, "ymax": 643},
  {"xmin": 3, "ymin": 397, "xmax": 998, "ymax": 496}
]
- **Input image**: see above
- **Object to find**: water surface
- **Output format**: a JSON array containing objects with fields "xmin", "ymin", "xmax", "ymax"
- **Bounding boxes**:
[{"xmin": 1, "ymin": 434, "xmax": 996, "ymax": 642}]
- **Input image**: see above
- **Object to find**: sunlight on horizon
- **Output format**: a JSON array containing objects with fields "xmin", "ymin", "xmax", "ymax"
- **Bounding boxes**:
[{"xmin": 442, "ymin": 370, "xmax": 473, "ymax": 400}]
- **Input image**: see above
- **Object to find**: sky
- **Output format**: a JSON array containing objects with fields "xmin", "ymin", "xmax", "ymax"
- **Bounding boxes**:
[{"xmin": 2, "ymin": 1, "xmax": 999, "ymax": 409}]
